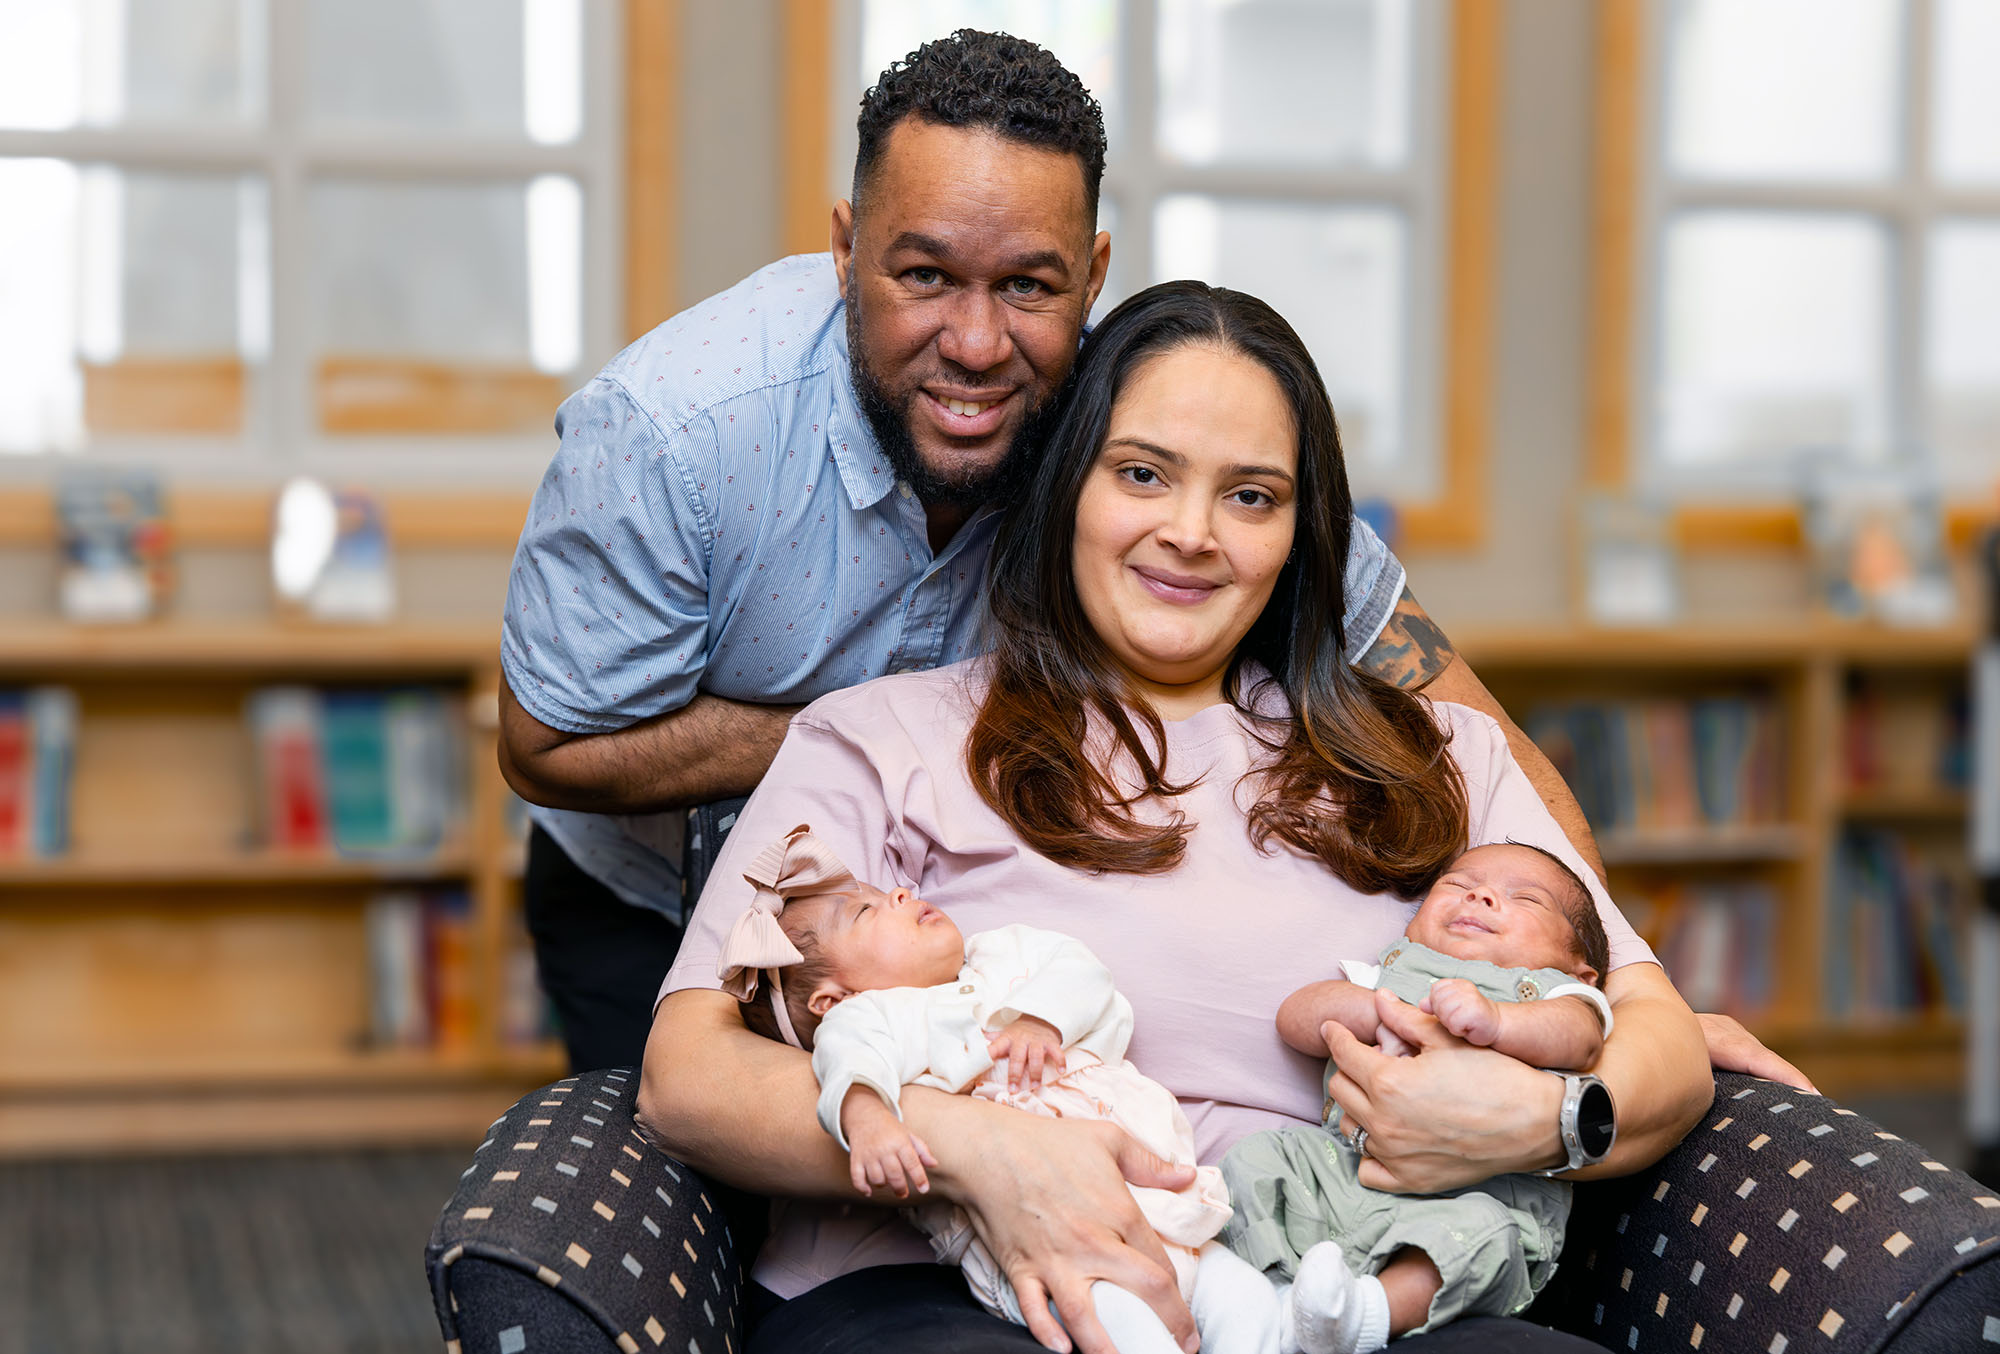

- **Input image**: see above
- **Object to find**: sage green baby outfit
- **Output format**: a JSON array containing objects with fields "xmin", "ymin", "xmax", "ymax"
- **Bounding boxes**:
[{"xmin": 1220, "ymin": 940, "xmax": 1584, "ymax": 1334}]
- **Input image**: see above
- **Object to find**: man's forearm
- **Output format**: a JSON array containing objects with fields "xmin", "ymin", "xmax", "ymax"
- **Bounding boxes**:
[
  {"xmin": 499, "ymin": 682, "xmax": 800, "ymax": 814},
  {"xmin": 1358, "ymin": 586, "xmax": 1608, "ymax": 881}
]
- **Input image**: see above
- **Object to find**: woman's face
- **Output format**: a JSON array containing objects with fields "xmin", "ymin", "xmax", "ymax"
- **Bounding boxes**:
[{"xmin": 1070, "ymin": 342, "xmax": 1299, "ymax": 717}]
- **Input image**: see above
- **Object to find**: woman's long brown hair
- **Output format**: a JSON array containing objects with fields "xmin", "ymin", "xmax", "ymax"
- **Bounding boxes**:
[{"xmin": 967, "ymin": 281, "xmax": 1466, "ymax": 896}]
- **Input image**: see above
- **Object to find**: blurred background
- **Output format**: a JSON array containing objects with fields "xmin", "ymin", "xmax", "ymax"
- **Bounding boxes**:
[{"xmin": 0, "ymin": 0, "xmax": 1995, "ymax": 1348}]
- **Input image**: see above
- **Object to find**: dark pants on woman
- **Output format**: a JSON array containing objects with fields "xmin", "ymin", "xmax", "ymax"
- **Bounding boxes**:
[{"xmin": 745, "ymin": 1265, "xmax": 1605, "ymax": 1352}]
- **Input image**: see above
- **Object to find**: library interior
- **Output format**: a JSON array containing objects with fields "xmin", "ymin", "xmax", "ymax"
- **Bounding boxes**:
[{"xmin": 2, "ymin": 2, "xmax": 1999, "ymax": 1352}]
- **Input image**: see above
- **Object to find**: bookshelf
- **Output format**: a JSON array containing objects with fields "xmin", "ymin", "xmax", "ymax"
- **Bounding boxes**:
[
  {"xmin": 0, "ymin": 621, "xmax": 561, "ymax": 1155},
  {"xmin": 1458, "ymin": 622, "xmax": 1978, "ymax": 1098}
]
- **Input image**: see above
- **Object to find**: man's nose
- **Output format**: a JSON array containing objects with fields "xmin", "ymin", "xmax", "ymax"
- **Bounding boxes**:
[{"xmin": 936, "ymin": 289, "xmax": 1014, "ymax": 373}]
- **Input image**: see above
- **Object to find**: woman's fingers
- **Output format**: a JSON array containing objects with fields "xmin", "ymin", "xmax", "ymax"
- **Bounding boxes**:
[
  {"xmin": 1698, "ymin": 1012, "xmax": 1818, "ymax": 1093},
  {"xmin": 1103, "ymin": 1123, "xmax": 1197, "ymax": 1192},
  {"xmin": 1012, "ymin": 1273, "xmax": 1071, "ymax": 1354}
]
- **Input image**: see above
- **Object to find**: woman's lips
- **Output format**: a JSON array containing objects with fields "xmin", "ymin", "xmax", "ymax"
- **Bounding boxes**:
[
  {"xmin": 923, "ymin": 389, "xmax": 1011, "ymax": 438},
  {"xmin": 1133, "ymin": 565, "xmax": 1220, "ymax": 605}
]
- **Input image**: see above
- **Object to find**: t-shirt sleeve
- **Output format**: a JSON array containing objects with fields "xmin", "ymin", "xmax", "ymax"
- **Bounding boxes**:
[
  {"xmin": 1446, "ymin": 703, "xmax": 1657, "ymax": 972},
  {"xmin": 1340, "ymin": 514, "xmax": 1404, "ymax": 664},
  {"xmin": 661, "ymin": 704, "xmax": 918, "ymax": 1005},
  {"xmin": 501, "ymin": 378, "xmax": 720, "ymax": 734}
]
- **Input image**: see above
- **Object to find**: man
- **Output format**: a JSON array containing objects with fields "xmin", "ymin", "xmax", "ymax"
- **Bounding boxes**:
[{"xmin": 499, "ymin": 30, "xmax": 1798, "ymax": 1081}]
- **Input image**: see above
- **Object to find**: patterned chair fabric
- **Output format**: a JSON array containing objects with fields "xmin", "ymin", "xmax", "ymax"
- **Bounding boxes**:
[
  {"xmin": 427, "ymin": 1069, "xmax": 742, "ymax": 1354},
  {"xmin": 430, "ymin": 1072, "xmax": 1999, "ymax": 1354}
]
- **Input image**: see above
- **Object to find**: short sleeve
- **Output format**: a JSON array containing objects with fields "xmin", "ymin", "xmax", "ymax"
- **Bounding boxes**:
[
  {"xmin": 501, "ymin": 379, "xmax": 720, "ymax": 734},
  {"xmin": 1446, "ymin": 703, "xmax": 1657, "ymax": 972},
  {"xmin": 1340, "ymin": 514, "xmax": 1405, "ymax": 663},
  {"xmin": 661, "ymin": 705, "xmax": 920, "ymax": 1004}
]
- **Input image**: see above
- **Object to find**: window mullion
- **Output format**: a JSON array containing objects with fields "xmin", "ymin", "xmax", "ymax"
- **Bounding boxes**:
[
  {"xmin": 266, "ymin": 0, "xmax": 309, "ymax": 470},
  {"xmin": 1897, "ymin": 0, "xmax": 1938, "ymax": 464},
  {"xmin": 1120, "ymin": 0, "xmax": 1160, "ymax": 289}
]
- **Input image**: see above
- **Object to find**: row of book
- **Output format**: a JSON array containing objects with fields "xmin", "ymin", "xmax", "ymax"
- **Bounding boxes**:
[
  {"xmin": 364, "ymin": 889, "xmax": 556, "ymax": 1049},
  {"xmin": 1523, "ymin": 695, "xmax": 1784, "ymax": 836},
  {"xmin": 1842, "ymin": 678, "xmax": 1970, "ymax": 794},
  {"xmin": 1620, "ymin": 877, "xmax": 1778, "ymax": 1018},
  {"xmin": 1826, "ymin": 829, "xmax": 1969, "ymax": 1019},
  {"xmin": 248, "ymin": 686, "xmax": 467, "ymax": 856},
  {"xmin": 0, "ymin": 687, "xmax": 78, "ymax": 857}
]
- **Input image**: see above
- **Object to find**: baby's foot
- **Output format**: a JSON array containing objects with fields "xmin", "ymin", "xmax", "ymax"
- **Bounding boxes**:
[{"xmin": 1289, "ymin": 1242, "xmax": 1391, "ymax": 1354}]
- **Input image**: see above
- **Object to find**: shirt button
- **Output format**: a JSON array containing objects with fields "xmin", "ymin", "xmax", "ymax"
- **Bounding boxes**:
[
  {"xmin": 898, "ymin": 482, "xmax": 913, "ymax": 500},
  {"xmin": 959, "ymin": 984, "xmax": 975, "ymax": 995},
  {"xmin": 1516, "ymin": 978, "xmax": 1541, "ymax": 1001},
  {"xmin": 1382, "ymin": 948, "xmax": 1402, "ymax": 967}
]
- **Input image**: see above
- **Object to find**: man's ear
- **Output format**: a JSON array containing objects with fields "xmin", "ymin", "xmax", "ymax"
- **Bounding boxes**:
[
  {"xmin": 808, "ymin": 978, "xmax": 853, "ymax": 1018},
  {"xmin": 1083, "ymin": 229, "xmax": 1111, "ymax": 315},
  {"xmin": 831, "ymin": 200, "xmax": 857, "ymax": 298}
]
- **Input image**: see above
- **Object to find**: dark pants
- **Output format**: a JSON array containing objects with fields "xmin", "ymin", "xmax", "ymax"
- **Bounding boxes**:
[
  {"xmin": 745, "ymin": 1264, "xmax": 1608, "ymax": 1353},
  {"xmin": 523, "ymin": 825, "xmax": 686, "ymax": 1073}
]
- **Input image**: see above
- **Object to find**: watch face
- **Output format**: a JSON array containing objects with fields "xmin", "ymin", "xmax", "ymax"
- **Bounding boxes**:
[{"xmin": 1578, "ymin": 1082, "xmax": 1616, "ymax": 1158}]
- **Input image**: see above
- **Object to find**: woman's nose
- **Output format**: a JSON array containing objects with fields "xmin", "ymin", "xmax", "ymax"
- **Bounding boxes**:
[{"xmin": 1154, "ymin": 495, "xmax": 1216, "ymax": 555}]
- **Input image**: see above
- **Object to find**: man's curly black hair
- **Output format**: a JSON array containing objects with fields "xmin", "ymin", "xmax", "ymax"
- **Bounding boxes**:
[{"xmin": 853, "ymin": 28, "xmax": 1107, "ymax": 223}]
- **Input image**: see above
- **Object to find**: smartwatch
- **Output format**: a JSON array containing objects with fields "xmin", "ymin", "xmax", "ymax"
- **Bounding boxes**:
[{"xmin": 1539, "ymin": 1071, "xmax": 1616, "ymax": 1176}]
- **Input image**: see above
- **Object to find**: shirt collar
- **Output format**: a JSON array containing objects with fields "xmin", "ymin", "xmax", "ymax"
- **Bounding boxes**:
[{"xmin": 824, "ymin": 298, "xmax": 898, "ymax": 511}]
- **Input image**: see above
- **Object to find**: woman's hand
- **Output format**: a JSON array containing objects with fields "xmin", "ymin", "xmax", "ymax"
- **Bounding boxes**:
[
  {"xmin": 1699, "ymin": 1012, "xmax": 1817, "ymax": 1093},
  {"xmin": 1322, "ymin": 988, "xmax": 1563, "ymax": 1194},
  {"xmin": 928, "ymin": 1099, "xmax": 1200, "ymax": 1354}
]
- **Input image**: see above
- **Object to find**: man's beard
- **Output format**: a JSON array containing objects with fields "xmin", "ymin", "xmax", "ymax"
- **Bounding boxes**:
[{"xmin": 845, "ymin": 296, "xmax": 1066, "ymax": 511}]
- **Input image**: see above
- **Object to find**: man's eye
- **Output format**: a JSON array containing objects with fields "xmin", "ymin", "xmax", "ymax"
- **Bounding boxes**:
[
  {"xmin": 908, "ymin": 268, "xmax": 943, "ymax": 286},
  {"xmin": 1004, "ymin": 277, "xmax": 1045, "ymax": 296}
]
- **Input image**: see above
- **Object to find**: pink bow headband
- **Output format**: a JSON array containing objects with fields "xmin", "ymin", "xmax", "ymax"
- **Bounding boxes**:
[{"xmin": 716, "ymin": 823, "xmax": 854, "ymax": 1049}]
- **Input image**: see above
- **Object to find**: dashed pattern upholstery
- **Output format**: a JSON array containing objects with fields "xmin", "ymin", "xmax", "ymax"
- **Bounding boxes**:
[
  {"xmin": 432, "ymin": 1072, "xmax": 1998, "ymax": 1354},
  {"xmin": 1531, "ymin": 1074, "xmax": 2000, "ymax": 1352},
  {"xmin": 427, "ymin": 1070, "xmax": 741, "ymax": 1354}
]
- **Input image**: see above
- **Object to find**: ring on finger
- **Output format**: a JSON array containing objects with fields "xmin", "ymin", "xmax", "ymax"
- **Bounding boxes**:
[{"xmin": 1351, "ymin": 1124, "xmax": 1371, "ymax": 1159}]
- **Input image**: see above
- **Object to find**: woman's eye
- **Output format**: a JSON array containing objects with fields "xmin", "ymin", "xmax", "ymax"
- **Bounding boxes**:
[
  {"xmin": 1231, "ymin": 488, "xmax": 1272, "ymax": 507},
  {"xmin": 1121, "ymin": 465, "xmax": 1160, "ymax": 485}
]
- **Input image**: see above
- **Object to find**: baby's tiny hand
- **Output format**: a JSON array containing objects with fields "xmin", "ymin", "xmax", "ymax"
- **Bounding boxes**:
[
  {"xmin": 840, "ymin": 1089, "xmax": 936, "ymax": 1199},
  {"xmin": 1425, "ymin": 978, "xmax": 1502, "ymax": 1046},
  {"xmin": 986, "ymin": 1015, "xmax": 1066, "ymax": 1091}
]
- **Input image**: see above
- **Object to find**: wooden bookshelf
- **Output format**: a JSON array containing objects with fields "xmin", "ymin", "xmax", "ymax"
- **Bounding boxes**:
[
  {"xmin": 1459, "ymin": 621, "xmax": 1978, "ymax": 1098},
  {"xmin": 0, "ymin": 621, "xmax": 554, "ymax": 1155}
]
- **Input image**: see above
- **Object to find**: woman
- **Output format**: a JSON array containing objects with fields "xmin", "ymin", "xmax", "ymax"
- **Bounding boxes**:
[{"xmin": 639, "ymin": 282, "xmax": 1712, "ymax": 1353}]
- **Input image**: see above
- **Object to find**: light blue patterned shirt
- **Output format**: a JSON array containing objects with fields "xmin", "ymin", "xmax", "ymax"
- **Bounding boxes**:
[{"xmin": 503, "ymin": 253, "xmax": 1405, "ymax": 917}]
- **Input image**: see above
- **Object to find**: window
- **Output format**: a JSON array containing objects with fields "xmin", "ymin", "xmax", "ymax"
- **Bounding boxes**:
[
  {"xmin": 1633, "ymin": 0, "xmax": 2000, "ymax": 498},
  {"xmin": 831, "ymin": 0, "xmax": 1478, "ymax": 515},
  {"xmin": 0, "ymin": 0, "xmax": 621, "ymax": 484}
]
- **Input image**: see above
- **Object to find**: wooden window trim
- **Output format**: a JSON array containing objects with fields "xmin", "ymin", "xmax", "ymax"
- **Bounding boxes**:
[
  {"xmin": 1585, "ymin": 0, "xmax": 1999, "ymax": 551},
  {"xmin": 779, "ymin": 0, "xmax": 1503, "ymax": 551}
]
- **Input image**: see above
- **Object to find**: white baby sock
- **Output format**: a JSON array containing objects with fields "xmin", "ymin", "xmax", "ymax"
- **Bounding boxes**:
[{"xmin": 1288, "ymin": 1241, "xmax": 1392, "ymax": 1354}]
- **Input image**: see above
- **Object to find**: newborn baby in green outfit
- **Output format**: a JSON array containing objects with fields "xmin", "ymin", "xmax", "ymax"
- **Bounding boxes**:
[{"xmin": 1222, "ymin": 842, "xmax": 1614, "ymax": 1354}]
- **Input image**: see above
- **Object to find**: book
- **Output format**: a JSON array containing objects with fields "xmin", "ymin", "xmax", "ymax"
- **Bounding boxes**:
[
  {"xmin": 1526, "ymin": 694, "xmax": 1783, "ymax": 836},
  {"xmin": 425, "ymin": 890, "xmax": 476, "ymax": 1053},
  {"xmin": 0, "ymin": 688, "xmax": 79, "ymax": 858},
  {"xmin": 322, "ymin": 691, "xmax": 395, "ymax": 854},
  {"xmin": 55, "ymin": 469, "xmax": 173, "ymax": 622},
  {"xmin": 246, "ymin": 688, "xmax": 329, "ymax": 851},
  {"xmin": 364, "ymin": 890, "xmax": 429, "ymax": 1047}
]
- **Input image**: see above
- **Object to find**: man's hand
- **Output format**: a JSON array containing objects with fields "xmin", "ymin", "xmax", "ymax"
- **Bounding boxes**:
[
  {"xmin": 1424, "ymin": 979, "xmax": 1503, "ymax": 1046},
  {"xmin": 1322, "ymin": 989, "xmax": 1563, "ymax": 1194},
  {"xmin": 1699, "ymin": 1012, "xmax": 1817, "ymax": 1093},
  {"xmin": 942, "ymin": 1109, "xmax": 1199, "ymax": 1354},
  {"xmin": 839, "ymin": 1088, "xmax": 937, "ymax": 1199},
  {"xmin": 988, "ymin": 1015, "xmax": 1066, "ymax": 1091}
]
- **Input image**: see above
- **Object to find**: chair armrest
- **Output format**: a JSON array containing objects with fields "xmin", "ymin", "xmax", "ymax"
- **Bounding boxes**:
[
  {"xmin": 1530, "ymin": 1074, "xmax": 2000, "ymax": 1352},
  {"xmin": 426, "ymin": 1068, "xmax": 744, "ymax": 1354}
]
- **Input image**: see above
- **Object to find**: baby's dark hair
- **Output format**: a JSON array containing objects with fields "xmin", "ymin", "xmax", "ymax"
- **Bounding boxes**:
[
  {"xmin": 738, "ymin": 915, "xmax": 835, "ymax": 1051},
  {"xmin": 1505, "ymin": 841, "xmax": 1610, "ymax": 987}
]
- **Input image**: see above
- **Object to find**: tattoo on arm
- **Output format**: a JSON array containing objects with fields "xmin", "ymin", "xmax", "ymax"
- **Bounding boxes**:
[{"xmin": 1358, "ymin": 586, "xmax": 1458, "ymax": 690}]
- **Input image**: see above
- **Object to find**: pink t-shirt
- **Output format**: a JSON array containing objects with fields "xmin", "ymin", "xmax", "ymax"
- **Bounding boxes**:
[{"xmin": 661, "ymin": 660, "xmax": 1654, "ymax": 1296}]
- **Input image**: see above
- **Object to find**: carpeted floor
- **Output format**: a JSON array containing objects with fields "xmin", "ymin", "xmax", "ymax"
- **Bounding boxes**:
[{"xmin": 0, "ymin": 1147, "xmax": 467, "ymax": 1354}]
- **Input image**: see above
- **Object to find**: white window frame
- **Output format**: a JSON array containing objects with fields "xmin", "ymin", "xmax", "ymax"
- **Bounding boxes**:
[
  {"xmin": 1631, "ymin": 0, "xmax": 2000, "ymax": 500},
  {"xmin": 828, "ymin": 0, "xmax": 1454, "ymax": 504},
  {"xmin": 0, "ymin": 2, "xmax": 623, "ymax": 488}
]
